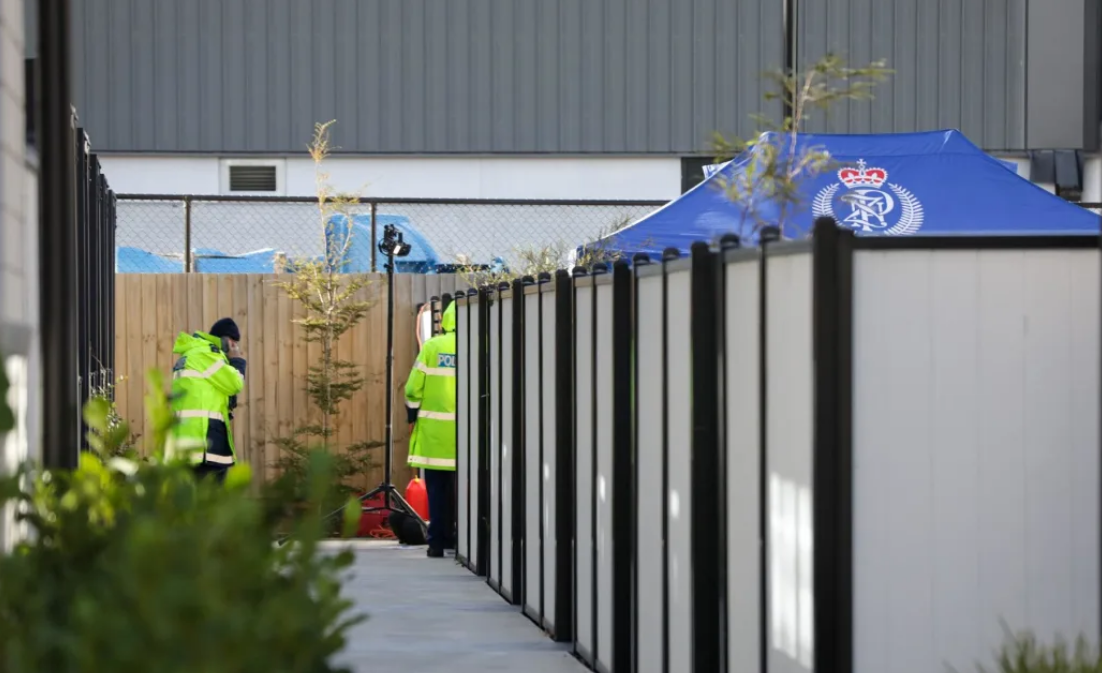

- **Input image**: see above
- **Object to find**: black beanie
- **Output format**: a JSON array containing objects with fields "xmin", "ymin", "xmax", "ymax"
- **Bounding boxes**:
[{"xmin": 209, "ymin": 317, "xmax": 241, "ymax": 342}]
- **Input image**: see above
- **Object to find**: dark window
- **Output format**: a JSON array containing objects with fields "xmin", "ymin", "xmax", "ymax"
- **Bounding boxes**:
[
  {"xmin": 681, "ymin": 157, "xmax": 716, "ymax": 193},
  {"xmin": 228, "ymin": 165, "xmax": 277, "ymax": 192}
]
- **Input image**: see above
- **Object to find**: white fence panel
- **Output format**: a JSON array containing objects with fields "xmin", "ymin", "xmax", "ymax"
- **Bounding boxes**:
[
  {"xmin": 574, "ymin": 281, "xmax": 596, "ymax": 660},
  {"xmin": 665, "ymin": 268, "xmax": 693, "ymax": 673},
  {"xmin": 724, "ymin": 254, "xmax": 762, "ymax": 673},
  {"xmin": 765, "ymin": 252, "xmax": 815, "ymax": 673},
  {"xmin": 594, "ymin": 280, "xmax": 616, "ymax": 672},
  {"xmin": 468, "ymin": 298, "xmax": 482, "ymax": 572},
  {"xmin": 489, "ymin": 295, "xmax": 501, "ymax": 586},
  {"xmin": 524, "ymin": 289, "xmax": 543, "ymax": 620},
  {"xmin": 851, "ymin": 248, "xmax": 1101, "ymax": 673},
  {"xmin": 634, "ymin": 272, "xmax": 665, "ymax": 673},
  {"xmin": 500, "ymin": 293, "xmax": 516, "ymax": 599},
  {"xmin": 540, "ymin": 286, "xmax": 559, "ymax": 631}
]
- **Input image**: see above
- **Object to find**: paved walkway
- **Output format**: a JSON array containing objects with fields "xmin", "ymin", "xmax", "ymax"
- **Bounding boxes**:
[{"xmin": 328, "ymin": 541, "xmax": 587, "ymax": 673}]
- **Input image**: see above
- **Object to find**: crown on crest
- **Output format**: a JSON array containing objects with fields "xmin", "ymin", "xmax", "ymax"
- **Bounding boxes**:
[{"xmin": 838, "ymin": 159, "xmax": 888, "ymax": 188}]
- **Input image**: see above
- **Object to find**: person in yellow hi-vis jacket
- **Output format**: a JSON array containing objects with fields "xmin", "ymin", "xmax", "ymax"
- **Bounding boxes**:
[
  {"xmin": 405, "ymin": 300, "xmax": 457, "ymax": 557},
  {"xmin": 168, "ymin": 318, "xmax": 246, "ymax": 483}
]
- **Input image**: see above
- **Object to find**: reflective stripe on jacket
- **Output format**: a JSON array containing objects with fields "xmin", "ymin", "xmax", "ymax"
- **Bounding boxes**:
[
  {"xmin": 167, "ymin": 331, "xmax": 245, "ymax": 466},
  {"xmin": 406, "ymin": 302, "xmax": 457, "ymax": 471}
]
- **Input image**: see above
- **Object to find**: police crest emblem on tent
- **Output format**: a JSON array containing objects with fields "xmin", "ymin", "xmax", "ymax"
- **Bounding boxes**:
[{"xmin": 811, "ymin": 159, "xmax": 924, "ymax": 235}]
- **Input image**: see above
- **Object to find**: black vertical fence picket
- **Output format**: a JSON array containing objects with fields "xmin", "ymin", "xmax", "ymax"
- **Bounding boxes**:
[
  {"xmin": 74, "ymin": 126, "xmax": 117, "ymax": 449},
  {"xmin": 553, "ymin": 269, "xmax": 576, "ymax": 642},
  {"xmin": 477, "ymin": 287, "xmax": 492, "ymax": 577},
  {"xmin": 688, "ymin": 242, "xmax": 721, "ymax": 672},
  {"xmin": 451, "ymin": 217, "xmax": 1099, "ymax": 673},
  {"xmin": 487, "ymin": 283, "xmax": 505, "ymax": 595},
  {"xmin": 609, "ymin": 260, "xmax": 634, "ymax": 670}
]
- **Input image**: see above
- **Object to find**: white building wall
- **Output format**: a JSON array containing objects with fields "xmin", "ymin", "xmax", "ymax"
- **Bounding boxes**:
[
  {"xmin": 1083, "ymin": 156, "xmax": 1102, "ymax": 207},
  {"xmin": 97, "ymin": 155, "xmax": 683, "ymax": 201},
  {"xmin": 0, "ymin": 0, "xmax": 40, "ymax": 552}
]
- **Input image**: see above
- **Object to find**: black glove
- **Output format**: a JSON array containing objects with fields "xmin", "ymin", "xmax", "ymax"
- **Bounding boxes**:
[{"xmin": 227, "ymin": 357, "xmax": 246, "ymax": 419}]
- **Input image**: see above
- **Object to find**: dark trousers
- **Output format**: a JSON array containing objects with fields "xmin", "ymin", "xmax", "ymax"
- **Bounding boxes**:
[
  {"xmin": 424, "ymin": 468, "xmax": 456, "ymax": 551},
  {"xmin": 193, "ymin": 463, "xmax": 228, "ymax": 484}
]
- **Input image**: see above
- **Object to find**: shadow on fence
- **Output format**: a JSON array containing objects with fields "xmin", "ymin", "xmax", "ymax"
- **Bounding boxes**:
[{"xmin": 453, "ymin": 219, "xmax": 1102, "ymax": 673}]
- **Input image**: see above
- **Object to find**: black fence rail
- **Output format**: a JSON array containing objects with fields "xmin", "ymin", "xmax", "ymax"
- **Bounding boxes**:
[
  {"xmin": 114, "ymin": 194, "xmax": 665, "ymax": 274},
  {"xmin": 75, "ymin": 127, "xmax": 118, "ymax": 433},
  {"xmin": 454, "ymin": 220, "xmax": 1102, "ymax": 673}
]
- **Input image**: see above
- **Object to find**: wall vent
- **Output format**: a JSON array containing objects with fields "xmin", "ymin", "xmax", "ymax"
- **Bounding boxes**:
[{"xmin": 228, "ymin": 164, "xmax": 278, "ymax": 192}]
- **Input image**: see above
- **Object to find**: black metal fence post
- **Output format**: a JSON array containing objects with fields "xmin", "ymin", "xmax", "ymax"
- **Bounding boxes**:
[
  {"xmin": 757, "ymin": 225, "xmax": 779, "ymax": 673},
  {"xmin": 184, "ymin": 195, "xmax": 193, "ymax": 272},
  {"xmin": 552, "ymin": 269, "xmax": 575, "ymax": 642},
  {"xmin": 107, "ymin": 192, "xmax": 117, "ymax": 386},
  {"xmin": 495, "ymin": 281, "xmax": 509, "ymax": 592},
  {"xmin": 477, "ymin": 287, "xmax": 493, "ymax": 576},
  {"xmin": 535, "ymin": 271, "xmax": 551, "ymax": 622},
  {"xmin": 810, "ymin": 217, "xmax": 855, "ymax": 673},
  {"xmin": 715, "ymin": 234, "xmax": 740, "ymax": 672},
  {"xmin": 370, "ymin": 201, "xmax": 378, "ymax": 273},
  {"xmin": 510, "ymin": 277, "xmax": 528, "ymax": 605},
  {"xmin": 611, "ymin": 259, "xmax": 635, "ymax": 670},
  {"xmin": 74, "ymin": 129, "xmax": 89, "ymax": 449},
  {"xmin": 689, "ymin": 242, "xmax": 722, "ymax": 672},
  {"xmin": 92, "ymin": 169, "xmax": 103, "ymax": 389}
]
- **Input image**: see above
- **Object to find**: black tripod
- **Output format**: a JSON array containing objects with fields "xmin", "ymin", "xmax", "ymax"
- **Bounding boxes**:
[{"xmin": 320, "ymin": 224, "xmax": 426, "ymax": 538}]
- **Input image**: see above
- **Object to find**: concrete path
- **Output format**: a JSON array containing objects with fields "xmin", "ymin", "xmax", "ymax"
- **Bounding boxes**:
[{"xmin": 327, "ymin": 541, "xmax": 587, "ymax": 673}]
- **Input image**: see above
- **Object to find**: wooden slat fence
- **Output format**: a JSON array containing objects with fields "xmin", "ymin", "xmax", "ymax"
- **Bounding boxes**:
[
  {"xmin": 114, "ymin": 273, "xmax": 418, "ymax": 489},
  {"xmin": 409, "ymin": 272, "xmax": 470, "ymax": 308}
]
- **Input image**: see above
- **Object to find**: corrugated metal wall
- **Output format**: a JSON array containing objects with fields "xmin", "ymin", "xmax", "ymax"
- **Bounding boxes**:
[
  {"xmin": 71, "ymin": 0, "xmax": 1097, "ymax": 155},
  {"xmin": 797, "ymin": 0, "xmax": 1027, "ymax": 151},
  {"xmin": 71, "ymin": 0, "xmax": 783, "ymax": 155}
]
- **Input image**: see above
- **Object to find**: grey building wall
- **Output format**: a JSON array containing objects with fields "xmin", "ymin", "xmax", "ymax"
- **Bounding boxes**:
[
  {"xmin": 797, "ymin": 0, "xmax": 1100, "ymax": 152},
  {"xmin": 71, "ymin": 0, "xmax": 783, "ymax": 155},
  {"xmin": 70, "ymin": 0, "xmax": 1102, "ymax": 156}
]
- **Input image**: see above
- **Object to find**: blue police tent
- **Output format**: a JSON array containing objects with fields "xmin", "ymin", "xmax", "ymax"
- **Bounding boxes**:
[
  {"xmin": 326, "ymin": 214, "xmax": 441, "ymax": 273},
  {"xmin": 592, "ymin": 130, "xmax": 1100, "ymax": 260}
]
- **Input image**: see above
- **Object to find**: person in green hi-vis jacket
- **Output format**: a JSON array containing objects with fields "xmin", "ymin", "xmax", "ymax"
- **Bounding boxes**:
[{"xmin": 405, "ymin": 301, "xmax": 457, "ymax": 558}]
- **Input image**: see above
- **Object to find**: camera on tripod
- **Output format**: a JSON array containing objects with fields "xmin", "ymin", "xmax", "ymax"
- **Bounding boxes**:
[{"xmin": 378, "ymin": 224, "xmax": 412, "ymax": 259}]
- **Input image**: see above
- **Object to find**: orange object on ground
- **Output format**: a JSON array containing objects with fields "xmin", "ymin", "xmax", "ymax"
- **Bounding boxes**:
[
  {"xmin": 405, "ymin": 476, "xmax": 430, "ymax": 520},
  {"xmin": 357, "ymin": 493, "xmax": 390, "ymax": 538}
]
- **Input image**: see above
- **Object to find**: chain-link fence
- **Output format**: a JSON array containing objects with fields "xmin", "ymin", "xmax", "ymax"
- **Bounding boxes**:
[{"xmin": 115, "ymin": 195, "xmax": 666, "ymax": 274}]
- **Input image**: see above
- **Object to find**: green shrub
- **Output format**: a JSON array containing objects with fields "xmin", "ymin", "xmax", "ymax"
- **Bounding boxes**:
[
  {"xmin": 0, "ymin": 348, "xmax": 12, "ymax": 433},
  {"xmin": 960, "ymin": 626, "xmax": 1102, "ymax": 673},
  {"xmin": 270, "ymin": 434, "xmax": 380, "ymax": 535},
  {"xmin": 0, "ymin": 370, "xmax": 365, "ymax": 673},
  {"xmin": 88, "ymin": 369, "xmax": 141, "ymax": 457},
  {"xmin": 269, "ymin": 121, "xmax": 383, "ymax": 528}
]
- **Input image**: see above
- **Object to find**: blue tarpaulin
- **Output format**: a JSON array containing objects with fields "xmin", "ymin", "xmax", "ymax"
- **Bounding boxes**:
[
  {"xmin": 115, "ymin": 215, "xmax": 443, "ymax": 274},
  {"xmin": 326, "ymin": 214, "xmax": 441, "ymax": 273},
  {"xmin": 116, "ymin": 246, "xmax": 183, "ymax": 273},
  {"xmin": 193, "ymin": 248, "xmax": 284, "ymax": 273},
  {"xmin": 593, "ymin": 130, "xmax": 1100, "ymax": 259}
]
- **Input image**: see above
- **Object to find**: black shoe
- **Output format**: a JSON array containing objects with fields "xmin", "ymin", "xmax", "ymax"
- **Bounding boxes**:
[{"xmin": 426, "ymin": 547, "xmax": 444, "ymax": 558}]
